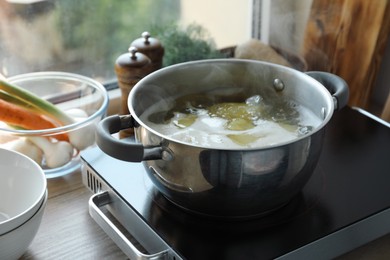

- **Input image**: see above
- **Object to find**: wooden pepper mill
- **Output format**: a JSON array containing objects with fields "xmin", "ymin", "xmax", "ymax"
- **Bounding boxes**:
[
  {"xmin": 114, "ymin": 46, "xmax": 151, "ymax": 138},
  {"xmin": 131, "ymin": 31, "xmax": 164, "ymax": 72}
]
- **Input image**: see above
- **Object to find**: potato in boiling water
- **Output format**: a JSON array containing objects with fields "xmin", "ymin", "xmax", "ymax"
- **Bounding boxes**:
[
  {"xmin": 227, "ymin": 134, "xmax": 260, "ymax": 146},
  {"xmin": 141, "ymin": 94, "xmax": 320, "ymax": 148},
  {"xmin": 208, "ymin": 103, "xmax": 262, "ymax": 121},
  {"xmin": 173, "ymin": 113, "xmax": 197, "ymax": 128},
  {"xmin": 225, "ymin": 118, "xmax": 254, "ymax": 131}
]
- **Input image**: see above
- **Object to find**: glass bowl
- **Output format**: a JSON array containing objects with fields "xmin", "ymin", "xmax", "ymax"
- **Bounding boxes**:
[{"xmin": 0, "ymin": 72, "xmax": 109, "ymax": 178}]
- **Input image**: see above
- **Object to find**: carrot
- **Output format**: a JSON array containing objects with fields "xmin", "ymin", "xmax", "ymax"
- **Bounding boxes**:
[{"xmin": 0, "ymin": 99, "xmax": 69, "ymax": 141}]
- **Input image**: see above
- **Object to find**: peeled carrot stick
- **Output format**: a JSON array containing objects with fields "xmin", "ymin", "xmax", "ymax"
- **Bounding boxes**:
[
  {"xmin": 0, "ymin": 99, "xmax": 69, "ymax": 141},
  {"xmin": 0, "ymin": 98, "xmax": 57, "ymax": 129}
]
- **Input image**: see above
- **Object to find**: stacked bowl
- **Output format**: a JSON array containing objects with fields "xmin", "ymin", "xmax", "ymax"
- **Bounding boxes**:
[{"xmin": 0, "ymin": 148, "xmax": 47, "ymax": 259}]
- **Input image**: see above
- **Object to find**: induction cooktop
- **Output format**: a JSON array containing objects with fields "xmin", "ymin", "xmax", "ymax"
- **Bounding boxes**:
[{"xmin": 81, "ymin": 107, "xmax": 390, "ymax": 260}]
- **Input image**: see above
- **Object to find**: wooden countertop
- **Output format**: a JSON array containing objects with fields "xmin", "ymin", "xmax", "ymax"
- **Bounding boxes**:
[
  {"xmin": 20, "ymin": 170, "xmax": 127, "ymax": 259},
  {"xmin": 20, "ymin": 169, "xmax": 390, "ymax": 259}
]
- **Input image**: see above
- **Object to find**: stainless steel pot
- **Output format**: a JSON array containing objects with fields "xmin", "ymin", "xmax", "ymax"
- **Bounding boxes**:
[{"xmin": 96, "ymin": 59, "xmax": 349, "ymax": 219}]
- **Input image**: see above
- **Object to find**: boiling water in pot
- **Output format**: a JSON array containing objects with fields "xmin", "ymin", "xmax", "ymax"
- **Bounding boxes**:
[{"xmin": 141, "ymin": 94, "xmax": 322, "ymax": 149}]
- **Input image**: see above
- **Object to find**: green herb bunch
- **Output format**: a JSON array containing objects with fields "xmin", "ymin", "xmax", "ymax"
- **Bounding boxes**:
[{"xmin": 150, "ymin": 23, "xmax": 227, "ymax": 67}]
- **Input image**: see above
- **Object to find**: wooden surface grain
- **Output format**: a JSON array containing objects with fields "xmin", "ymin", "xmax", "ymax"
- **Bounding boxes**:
[
  {"xmin": 19, "ymin": 171, "xmax": 127, "ymax": 260},
  {"xmin": 302, "ymin": 0, "xmax": 390, "ymax": 109}
]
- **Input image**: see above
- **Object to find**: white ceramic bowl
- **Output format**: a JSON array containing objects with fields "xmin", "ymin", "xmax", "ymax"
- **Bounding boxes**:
[
  {"xmin": 0, "ymin": 190, "xmax": 47, "ymax": 260},
  {"xmin": 0, "ymin": 148, "xmax": 47, "ymax": 235},
  {"xmin": 0, "ymin": 72, "xmax": 109, "ymax": 178}
]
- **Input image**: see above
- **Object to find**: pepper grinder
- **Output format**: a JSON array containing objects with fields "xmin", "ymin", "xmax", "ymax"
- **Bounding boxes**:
[
  {"xmin": 114, "ymin": 46, "xmax": 151, "ymax": 138},
  {"xmin": 131, "ymin": 31, "xmax": 164, "ymax": 72}
]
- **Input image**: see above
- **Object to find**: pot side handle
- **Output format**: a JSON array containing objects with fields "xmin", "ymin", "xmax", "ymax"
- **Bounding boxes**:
[
  {"xmin": 305, "ymin": 71, "xmax": 349, "ymax": 110},
  {"xmin": 96, "ymin": 115, "xmax": 162, "ymax": 162}
]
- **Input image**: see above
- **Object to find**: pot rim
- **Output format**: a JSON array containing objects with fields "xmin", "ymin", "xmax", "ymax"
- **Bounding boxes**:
[{"xmin": 128, "ymin": 59, "xmax": 335, "ymax": 151}]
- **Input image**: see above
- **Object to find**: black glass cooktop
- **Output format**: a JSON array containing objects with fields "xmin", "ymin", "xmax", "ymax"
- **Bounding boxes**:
[{"xmin": 81, "ymin": 107, "xmax": 390, "ymax": 259}]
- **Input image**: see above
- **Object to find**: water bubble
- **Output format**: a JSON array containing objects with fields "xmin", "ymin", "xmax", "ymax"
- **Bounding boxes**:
[
  {"xmin": 298, "ymin": 125, "xmax": 313, "ymax": 136},
  {"xmin": 246, "ymin": 95, "xmax": 263, "ymax": 106}
]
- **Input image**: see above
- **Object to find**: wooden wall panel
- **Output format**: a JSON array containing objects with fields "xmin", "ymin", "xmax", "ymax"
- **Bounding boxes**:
[{"xmin": 302, "ymin": 0, "xmax": 390, "ymax": 109}]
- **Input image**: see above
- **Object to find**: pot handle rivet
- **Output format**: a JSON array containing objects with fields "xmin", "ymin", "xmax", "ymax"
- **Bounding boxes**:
[
  {"xmin": 273, "ymin": 78, "xmax": 285, "ymax": 91},
  {"xmin": 161, "ymin": 149, "xmax": 174, "ymax": 161}
]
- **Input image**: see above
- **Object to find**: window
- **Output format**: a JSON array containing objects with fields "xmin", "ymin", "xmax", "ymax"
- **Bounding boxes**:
[{"xmin": 0, "ymin": 0, "xmax": 252, "ymax": 84}]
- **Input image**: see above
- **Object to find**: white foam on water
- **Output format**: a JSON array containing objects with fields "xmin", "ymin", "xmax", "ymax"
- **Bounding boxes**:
[{"xmin": 140, "ymin": 95, "xmax": 322, "ymax": 149}]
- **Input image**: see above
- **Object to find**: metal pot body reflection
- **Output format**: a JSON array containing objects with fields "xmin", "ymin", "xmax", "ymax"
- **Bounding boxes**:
[
  {"xmin": 139, "ymin": 127, "xmax": 321, "ymax": 218},
  {"xmin": 96, "ymin": 59, "xmax": 349, "ymax": 218}
]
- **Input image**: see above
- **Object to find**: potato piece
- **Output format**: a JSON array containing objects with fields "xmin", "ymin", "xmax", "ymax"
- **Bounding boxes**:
[
  {"xmin": 278, "ymin": 122, "xmax": 298, "ymax": 133},
  {"xmin": 173, "ymin": 114, "xmax": 197, "ymax": 128},
  {"xmin": 226, "ymin": 118, "xmax": 254, "ymax": 131},
  {"xmin": 227, "ymin": 134, "xmax": 259, "ymax": 146},
  {"xmin": 208, "ymin": 102, "xmax": 261, "ymax": 121}
]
